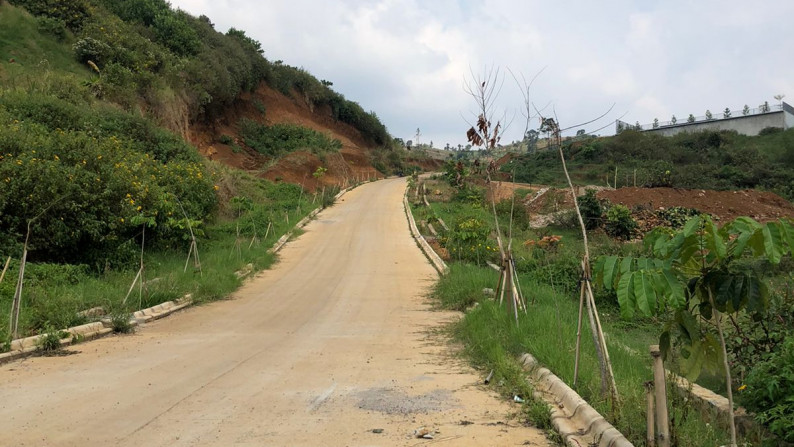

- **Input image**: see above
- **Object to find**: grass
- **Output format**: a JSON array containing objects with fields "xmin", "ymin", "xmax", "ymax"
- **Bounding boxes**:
[
  {"xmin": 0, "ymin": 169, "xmax": 324, "ymax": 340},
  {"xmin": 417, "ymin": 178, "xmax": 748, "ymax": 446}
]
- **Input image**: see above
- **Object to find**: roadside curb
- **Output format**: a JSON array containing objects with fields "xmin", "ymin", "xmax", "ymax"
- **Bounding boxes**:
[
  {"xmin": 0, "ymin": 183, "xmax": 361, "ymax": 366},
  {"xmin": 520, "ymin": 353, "xmax": 633, "ymax": 447},
  {"xmin": 403, "ymin": 188, "xmax": 449, "ymax": 276}
]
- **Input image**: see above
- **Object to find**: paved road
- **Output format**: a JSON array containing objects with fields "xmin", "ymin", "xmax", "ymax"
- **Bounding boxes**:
[{"xmin": 0, "ymin": 178, "xmax": 549, "ymax": 446}]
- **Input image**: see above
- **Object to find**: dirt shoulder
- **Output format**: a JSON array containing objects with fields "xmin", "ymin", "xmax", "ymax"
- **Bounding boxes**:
[{"xmin": 0, "ymin": 179, "xmax": 549, "ymax": 447}]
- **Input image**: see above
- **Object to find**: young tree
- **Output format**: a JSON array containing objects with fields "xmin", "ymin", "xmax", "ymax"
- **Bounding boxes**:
[
  {"xmin": 742, "ymin": 105, "xmax": 750, "ymax": 116},
  {"xmin": 463, "ymin": 66, "xmax": 507, "ymax": 152},
  {"xmin": 653, "ymin": 118, "xmax": 659, "ymax": 128},
  {"xmin": 594, "ymin": 216, "xmax": 794, "ymax": 447},
  {"xmin": 705, "ymin": 109, "xmax": 713, "ymax": 120},
  {"xmin": 687, "ymin": 114, "xmax": 696, "ymax": 123},
  {"xmin": 724, "ymin": 107, "xmax": 732, "ymax": 118},
  {"xmin": 671, "ymin": 115, "xmax": 677, "ymax": 125}
]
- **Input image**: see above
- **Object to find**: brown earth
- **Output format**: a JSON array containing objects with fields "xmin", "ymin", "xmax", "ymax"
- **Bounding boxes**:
[
  {"xmin": 186, "ymin": 82, "xmax": 383, "ymax": 190},
  {"xmin": 520, "ymin": 185, "xmax": 794, "ymax": 224},
  {"xmin": 0, "ymin": 178, "xmax": 550, "ymax": 447},
  {"xmin": 598, "ymin": 187, "xmax": 794, "ymax": 223}
]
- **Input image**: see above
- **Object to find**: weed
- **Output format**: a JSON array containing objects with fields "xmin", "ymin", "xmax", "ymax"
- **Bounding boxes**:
[{"xmin": 36, "ymin": 323, "xmax": 66, "ymax": 352}]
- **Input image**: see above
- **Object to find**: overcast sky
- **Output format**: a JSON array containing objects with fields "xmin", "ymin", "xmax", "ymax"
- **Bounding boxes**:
[{"xmin": 171, "ymin": 0, "xmax": 793, "ymax": 147}]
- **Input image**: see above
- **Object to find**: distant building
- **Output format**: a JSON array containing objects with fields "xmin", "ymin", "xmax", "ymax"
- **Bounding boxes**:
[{"xmin": 617, "ymin": 102, "xmax": 794, "ymax": 137}]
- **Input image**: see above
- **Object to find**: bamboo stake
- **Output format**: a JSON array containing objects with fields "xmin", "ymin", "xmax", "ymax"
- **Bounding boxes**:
[
  {"xmin": 585, "ymin": 273, "xmax": 620, "ymax": 403},
  {"xmin": 573, "ymin": 277, "xmax": 586, "ymax": 387},
  {"xmin": 646, "ymin": 381, "xmax": 656, "ymax": 447},
  {"xmin": 0, "ymin": 256, "xmax": 10, "ymax": 284},
  {"xmin": 650, "ymin": 345, "xmax": 670, "ymax": 447},
  {"xmin": 614, "ymin": 166, "xmax": 618, "ymax": 189}
]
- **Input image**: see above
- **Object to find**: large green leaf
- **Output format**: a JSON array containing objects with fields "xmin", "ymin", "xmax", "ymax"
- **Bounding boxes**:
[
  {"xmin": 683, "ymin": 215, "xmax": 702, "ymax": 238},
  {"xmin": 680, "ymin": 337, "xmax": 705, "ymax": 381},
  {"xmin": 703, "ymin": 217, "xmax": 727, "ymax": 261},
  {"xmin": 601, "ymin": 255, "xmax": 619, "ymax": 290},
  {"xmin": 633, "ymin": 271, "xmax": 657, "ymax": 316},
  {"xmin": 762, "ymin": 221, "xmax": 785, "ymax": 264},
  {"xmin": 616, "ymin": 271, "xmax": 635, "ymax": 319},
  {"xmin": 662, "ymin": 269, "xmax": 685, "ymax": 309},
  {"xmin": 780, "ymin": 218, "xmax": 794, "ymax": 254}
]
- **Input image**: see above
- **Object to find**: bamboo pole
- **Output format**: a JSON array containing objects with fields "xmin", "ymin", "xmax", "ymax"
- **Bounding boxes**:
[
  {"xmin": 585, "ymin": 274, "xmax": 620, "ymax": 403},
  {"xmin": 646, "ymin": 381, "xmax": 656, "ymax": 447},
  {"xmin": 650, "ymin": 345, "xmax": 670, "ymax": 447},
  {"xmin": 0, "ymin": 256, "xmax": 10, "ymax": 284},
  {"xmin": 573, "ymin": 277, "xmax": 586, "ymax": 387}
]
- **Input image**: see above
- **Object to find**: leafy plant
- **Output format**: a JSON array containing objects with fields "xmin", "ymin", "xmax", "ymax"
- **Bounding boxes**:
[
  {"xmin": 740, "ymin": 335, "xmax": 794, "ymax": 442},
  {"xmin": 604, "ymin": 205, "xmax": 636, "ymax": 240},
  {"xmin": 36, "ymin": 323, "xmax": 66, "ymax": 352},
  {"xmin": 594, "ymin": 215, "xmax": 794, "ymax": 444},
  {"xmin": 577, "ymin": 189, "xmax": 602, "ymax": 230}
]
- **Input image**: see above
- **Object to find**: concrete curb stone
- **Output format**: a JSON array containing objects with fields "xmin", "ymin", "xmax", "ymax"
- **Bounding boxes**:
[
  {"xmin": 520, "ymin": 353, "xmax": 633, "ymax": 447},
  {"xmin": 403, "ymin": 189, "xmax": 448, "ymax": 276}
]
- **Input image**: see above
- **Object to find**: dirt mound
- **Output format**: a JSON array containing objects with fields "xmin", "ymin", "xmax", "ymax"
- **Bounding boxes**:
[
  {"xmin": 186, "ymin": 82, "xmax": 382, "ymax": 190},
  {"xmin": 598, "ymin": 187, "xmax": 794, "ymax": 223}
]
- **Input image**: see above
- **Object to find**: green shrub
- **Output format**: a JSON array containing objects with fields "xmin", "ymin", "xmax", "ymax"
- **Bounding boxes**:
[
  {"xmin": 73, "ymin": 37, "xmax": 112, "ymax": 65},
  {"xmin": 218, "ymin": 134, "xmax": 233, "ymax": 145},
  {"xmin": 495, "ymin": 198, "xmax": 529, "ymax": 231},
  {"xmin": 239, "ymin": 119, "xmax": 341, "ymax": 156},
  {"xmin": 577, "ymin": 189, "xmax": 602, "ymax": 230},
  {"xmin": 604, "ymin": 205, "xmax": 636, "ymax": 240},
  {"xmin": 36, "ymin": 16, "xmax": 68, "ymax": 41},
  {"xmin": 36, "ymin": 323, "xmax": 66, "ymax": 352},
  {"xmin": 741, "ymin": 335, "xmax": 794, "ymax": 442},
  {"xmin": 10, "ymin": 0, "xmax": 91, "ymax": 30},
  {"xmin": 445, "ymin": 216, "xmax": 496, "ymax": 265}
]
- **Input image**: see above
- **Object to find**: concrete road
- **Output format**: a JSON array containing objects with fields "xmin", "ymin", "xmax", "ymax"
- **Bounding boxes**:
[{"xmin": 0, "ymin": 178, "xmax": 549, "ymax": 446}]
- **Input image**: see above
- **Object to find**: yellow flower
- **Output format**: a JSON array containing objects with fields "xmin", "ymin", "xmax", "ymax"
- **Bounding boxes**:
[
  {"xmin": 136, "ymin": 206, "xmax": 142, "ymax": 211},
  {"xmin": 120, "ymin": 218, "xmax": 124, "ymax": 223},
  {"xmin": 738, "ymin": 384, "xmax": 747, "ymax": 391},
  {"xmin": 213, "ymin": 185, "xmax": 219, "ymax": 190},
  {"xmin": 54, "ymin": 155, "xmax": 60, "ymax": 161}
]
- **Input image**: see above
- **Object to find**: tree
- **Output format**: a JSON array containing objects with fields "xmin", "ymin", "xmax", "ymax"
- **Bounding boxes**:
[
  {"xmin": 415, "ymin": 128, "xmax": 421, "ymax": 145},
  {"xmin": 705, "ymin": 109, "xmax": 713, "ymax": 120},
  {"xmin": 594, "ymin": 216, "xmax": 794, "ymax": 447},
  {"xmin": 760, "ymin": 102, "xmax": 770, "ymax": 113},
  {"xmin": 576, "ymin": 129, "xmax": 586, "ymax": 137},
  {"xmin": 742, "ymin": 105, "xmax": 750, "ymax": 116},
  {"xmin": 464, "ymin": 66, "xmax": 506, "ymax": 153},
  {"xmin": 671, "ymin": 115, "xmax": 677, "ymax": 125},
  {"xmin": 687, "ymin": 114, "xmax": 696, "ymax": 123},
  {"xmin": 524, "ymin": 129, "xmax": 539, "ymax": 153},
  {"xmin": 724, "ymin": 107, "xmax": 732, "ymax": 118},
  {"xmin": 653, "ymin": 118, "xmax": 659, "ymax": 129},
  {"xmin": 634, "ymin": 121, "xmax": 642, "ymax": 130},
  {"xmin": 774, "ymin": 94, "xmax": 785, "ymax": 106}
]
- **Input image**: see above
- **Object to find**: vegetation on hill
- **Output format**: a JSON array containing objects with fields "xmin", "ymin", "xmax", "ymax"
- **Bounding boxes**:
[
  {"xmin": 502, "ymin": 129, "xmax": 794, "ymax": 200},
  {"xmin": 0, "ymin": 0, "xmax": 393, "ymax": 342}
]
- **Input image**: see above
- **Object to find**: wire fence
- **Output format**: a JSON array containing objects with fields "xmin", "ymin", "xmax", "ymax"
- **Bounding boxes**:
[{"xmin": 618, "ymin": 103, "xmax": 785, "ymax": 132}]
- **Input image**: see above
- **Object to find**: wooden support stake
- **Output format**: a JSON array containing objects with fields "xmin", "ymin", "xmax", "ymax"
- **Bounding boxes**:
[
  {"xmin": 585, "ymin": 276, "xmax": 620, "ymax": 403},
  {"xmin": 646, "ymin": 381, "xmax": 656, "ymax": 447},
  {"xmin": 573, "ymin": 277, "xmax": 586, "ymax": 387},
  {"xmin": 650, "ymin": 345, "xmax": 670, "ymax": 447},
  {"xmin": 0, "ymin": 256, "xmax": 10, "ymax": 284}
]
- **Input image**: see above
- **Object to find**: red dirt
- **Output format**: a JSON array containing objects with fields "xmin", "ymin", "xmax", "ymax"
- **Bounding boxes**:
[
  {"xmin": 598, "ymin": 187, "xmax": 794, "ymax": 223},
  {"xmin": 186, "ymin": 83, "xmax": 382, "ymax": 190},
  {"xmin": 522, "ymin": 185, "xmax": 794, "ymax": 225}
]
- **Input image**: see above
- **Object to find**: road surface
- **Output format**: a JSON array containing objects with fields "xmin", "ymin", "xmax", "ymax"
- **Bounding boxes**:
[{"xmin": 0, "ymin": 178, "xmax": 550, "ymax": 446}]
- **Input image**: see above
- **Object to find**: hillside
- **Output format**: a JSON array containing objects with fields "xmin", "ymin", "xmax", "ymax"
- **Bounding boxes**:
[{"xmin": 0, "ymin": 0, "xmax": 417, "ymax": 263}]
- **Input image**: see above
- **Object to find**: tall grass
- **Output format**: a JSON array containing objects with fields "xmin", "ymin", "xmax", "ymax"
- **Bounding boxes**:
[{"xmin": 434, "ymin": 264, "xmax": 741, "ymax": 446}]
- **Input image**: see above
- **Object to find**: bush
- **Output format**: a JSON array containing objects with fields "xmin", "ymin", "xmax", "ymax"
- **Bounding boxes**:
[
  {"xmin": 741, "ymin": 335, "xmax": 794, "ymax": 442},
  {"xmin": 36, "ymin": 16, "xmax": 68, "ymax": 41},
  {"xmin": 495, "ymin": 198, "xmax": 529, "ymax": 231},
  {"xmin": 239, "ymin": 119, "xmax": 341, "ymax": 157},
  {"xmin": 577, "ymin": 189, "xmax": 602, "ymax": 230},
  {"xmin": 445, "ymin": 216, "xmax": 496, "ymax": 265},
  {"xmin": 10, "ymin": 0, "xmax": 91, "ymax": 30},
  {"xmin": 218, "ymin": 134, "xmax": 233, "ymax": 145},
  {"xmin": 73, "ymin": 37, "xmax": 112, "ymax": 65},
  {"xmin": 604, "ymin": 205, "xmax": 636, "ymax": 240}
]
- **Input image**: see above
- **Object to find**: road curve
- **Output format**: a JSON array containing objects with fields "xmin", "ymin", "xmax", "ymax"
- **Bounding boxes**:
[{"xmin": 0, "ymin": 178, "xmax": 549, "ymax": 446}]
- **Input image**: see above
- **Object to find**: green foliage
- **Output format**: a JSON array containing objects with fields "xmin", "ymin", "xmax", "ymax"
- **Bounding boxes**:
[
  {"xmin": 494, "ymin": 198, "xmax": 529, "ymax": 231},
  {"xmin": 740, "ymin": 335, "xmax": 794, "ymax": 442},
  {"xmin": 36, "ymin": 323, "xmax": 67, "ymax": 352},
  {"xmin": 594, "ymin": 216, "xmax": 794, "ymax": 381},
  {"xmin": 604, "ymin": 205, "xmax": 636, "ymax": 240},
  {"xmin": 0, "ymin": 94, "xmax": 215, "ymax": 265},
  {"xmin": 320, "ymin": 185, "xmax": 340, "ymax": 209},
  {"xmin": 218, "ymin": 134, "xmax": 233, "ymax": 145},
  {"xmin": 657, "ymin": 206, "xmax": 700, "ymax": 229},
  {"xmin": 239, "ymin": 119, "xmax": 341, "ymax": 157},
  {"xmin": 10, "ymin": 0, "xmax": 92, "ymax": 30},
  {"xmin": 151, "ymin": 10, "xmax": 200, "ymax": 57},
  {"xmin": 445, "ymin": 216, "xmax": 496, "ymax": 264},
  {"xmin": 577, "ymin": 189, "xmax": 602, "ymax": 230},
  {"xmin": 72, "ymin": 36, "xmax": 111, "ymax": 65},
  {"xmin": 36, "ymin": 16, "xmax": 68, "ymax": 41}
]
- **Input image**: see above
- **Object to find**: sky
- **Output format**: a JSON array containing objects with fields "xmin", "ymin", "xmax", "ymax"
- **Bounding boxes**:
[{"xmin": 170, "ymin": 0, "xmax": 793, "ymax": 147}]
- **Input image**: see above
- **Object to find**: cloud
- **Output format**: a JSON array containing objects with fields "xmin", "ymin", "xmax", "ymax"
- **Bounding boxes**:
[{"xmin": 171, "ymin": 0, "xmax": 794, "ymax": 144}]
